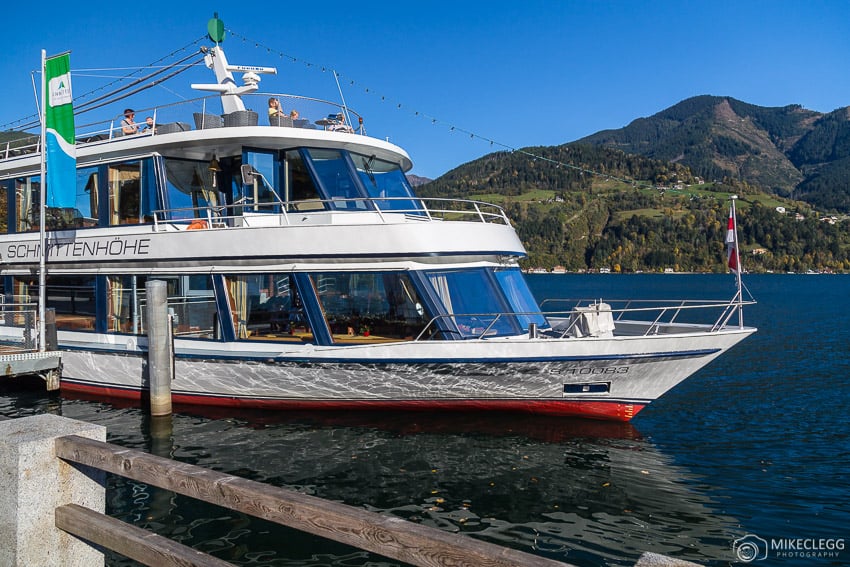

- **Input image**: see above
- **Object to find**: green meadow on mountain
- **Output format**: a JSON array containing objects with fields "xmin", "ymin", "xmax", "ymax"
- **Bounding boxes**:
[{"xmin": 420, "ymin": 96, "xmax": 850, "ymax": 272}]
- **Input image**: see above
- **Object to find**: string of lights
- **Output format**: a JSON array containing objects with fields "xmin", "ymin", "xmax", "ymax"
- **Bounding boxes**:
[{"xmin": 226, "ymin": 28, "xmax": 662, "ymax": 192}]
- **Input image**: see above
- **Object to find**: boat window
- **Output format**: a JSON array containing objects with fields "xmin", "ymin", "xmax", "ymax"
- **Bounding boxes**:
[
  {"xmin": 74, "ymin": 166, "xmax": 99, "ymax": 227},
  {"xmin": 108, "ymin": 161, "xmax": 146, "ymax": 225},
  {"xmin": 0, "ymin": 179, "xmax": 8, "ymax": 233},
  {"xmin": 242, "ymin": 150, "xmax": 279, "ymax": 212},
  {"xmin": 282, "ymin": 150, "xmax": 323, "ymax": 211},
  {"xmin": 224, "ymin": 273, "xmax": 312, "ymax": 343},
  {"xmin": 425, "ymin": 269, "xmax": 518, "ymax": 337},
  {"xmin": 107, "ymin": 276, "xmax": 143, "ymax": 334},
  {"xmin": 106, "ymin": 275, "xmax": 220, "ymax": 339},
  {"xmin": 305, "ymin": 148, "xmax": 367, "ymax": 210},
  {"xmin": 14, "ymin": 175, "xmax": 40, "ymax": 232},
  {"xmin": 493, "ymin": 268, "xmax": 548, "ymax": 330},
  {"xmin": 171, "ymin": 275, "xmax": 218, "ymax": 338},
  {"xmin": 163, "ymin": 158, "xmax": 221, "ymax": 220},
  {"xmin": 351, "ymin": 152, "xmax": 420, "ymax": 213},
  {"xmin": 15, "ymin": 275, "xmax": 96, "ymax": 331},
  {"xmin": 309, "ymin": 271, "xmax": 430, "ymax": 344}
]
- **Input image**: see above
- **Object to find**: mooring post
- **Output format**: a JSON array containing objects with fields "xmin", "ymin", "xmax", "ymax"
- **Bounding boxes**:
[
  {"xmin": 145, "ymin": 280, "xmax": 173, "ymax": 416},
  {"xmin": 0, "ymin": 414, "xmax": 106, "ymax": 566},
  {"xmin": 45, "ymin": 307, "xmax": 57, "ymax": 351}
]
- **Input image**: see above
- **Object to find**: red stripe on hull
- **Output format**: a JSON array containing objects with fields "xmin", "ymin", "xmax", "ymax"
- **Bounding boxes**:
[{"xmin": 60, "ymin": 382, "xmax": 646, "ymax": 422}]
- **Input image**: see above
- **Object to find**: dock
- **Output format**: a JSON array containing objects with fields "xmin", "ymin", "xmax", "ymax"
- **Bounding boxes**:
[{"xmin": 0, "ymin": 305, "xmax": 62, "ymax": 389}]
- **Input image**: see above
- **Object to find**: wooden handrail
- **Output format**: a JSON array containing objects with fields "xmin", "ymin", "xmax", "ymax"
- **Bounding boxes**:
[
  {"xmin": 55, "ymin": 504, "xmax": 233, "ymax": 567},
  {"xmin": 55, "ymin": 434, "xmax": 573, "ymax": 567}
]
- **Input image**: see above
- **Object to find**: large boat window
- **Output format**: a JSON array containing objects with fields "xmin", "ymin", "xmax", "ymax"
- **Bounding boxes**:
[
  {"xmin": 351, "ymin": 153, "xmax": 420, "ymax": 212},
  {"xmin": 0, "ymin": 179, "xmax": 8, "ymax": 233},
  {"xmin": 12, "ymin": 175, "xmax": 79, "ymax": 231},
  {"xmin": 224, "ymin": 273, "xmax": 312, "ymax": 343},
  {"xmin": 0, "ymin": 180, "xmax": 6, "ymax": 234},
  {"xmin": 74, "ymin": 166, "xmax": 99, "ymax": 227},
  {"xmin": 282, "ymin": 150, "xmax": 323, "ymax": 211},
  {"xmin": 243, "ymin": 151, "xmax": 279, "ymax": 211},
  {"xmin": 107, "ymin": 275, "xmax": 219, "ymax": 339},
  {"xmin": 493, "ymin": 269, "xmax": 548, "ymax": 330},
  {"xmin": 163, "ymin": 158, "xmax": 221, "ymax": 220},
  {"xmin": 107, "ymin": 276, "xmax": 143, "ymax": 334},
  {"xmin": 309, "ymin": 271, "xmax": 430, "ymax": 344},
  {"xmin": 305, "ymin": 149, "xmax": 367, "ymax": 210},
  {"xmin": 16, "ymin": 275, "xmax": 96, "ymax": 331},
  {"xmin": 14, "ymin": 175, "xmax": 40, "ymax": 232},
  {"xmin": 108, "ymin": 161, "xmax": 144, "ymax": 225},
  {"xmin": 425, "ymin": 269, "xmax": 518, "ymax": 337}
]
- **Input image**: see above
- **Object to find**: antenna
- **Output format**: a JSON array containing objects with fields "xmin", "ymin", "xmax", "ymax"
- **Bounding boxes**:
[{"xmin": 332, "ymin": 70, "xmax": 353, "ymax": 129}]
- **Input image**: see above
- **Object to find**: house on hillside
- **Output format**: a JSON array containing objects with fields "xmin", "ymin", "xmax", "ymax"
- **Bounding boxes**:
[{"xmin": 776, "ymin": 206, "xmax": 786, "ymax": 214}]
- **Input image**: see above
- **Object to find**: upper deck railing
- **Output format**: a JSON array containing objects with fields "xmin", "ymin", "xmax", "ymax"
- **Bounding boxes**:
[
  {"xmin": 1, "ymin": 92, "xmax": 368, "ymax": 162},
  {"xmin": 152, "ymin": 196, "xmax": 512, "ymax": 230}
]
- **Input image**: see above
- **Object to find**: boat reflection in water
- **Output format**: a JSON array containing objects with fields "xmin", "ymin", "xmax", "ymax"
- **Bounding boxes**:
[{"xmin": 49, "ymin": 393, "xmax": 741, "ymax": 566}]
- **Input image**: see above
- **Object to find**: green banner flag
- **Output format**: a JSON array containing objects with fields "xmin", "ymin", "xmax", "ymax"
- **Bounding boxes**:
[{"xmin": 44, "ymin": 52, "xmax": 76, "ymax": 209}]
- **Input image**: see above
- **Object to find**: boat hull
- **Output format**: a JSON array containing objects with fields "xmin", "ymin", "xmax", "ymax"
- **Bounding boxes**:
[{"xmin": 54, "ymin": 327, "xmax": 754, "ymax": 421}]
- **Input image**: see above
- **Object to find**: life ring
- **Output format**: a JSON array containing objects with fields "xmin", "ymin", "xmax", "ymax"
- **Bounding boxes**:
[{"xmin": 187, "ymin": 219, "xmax": 208, "ymax": 230}]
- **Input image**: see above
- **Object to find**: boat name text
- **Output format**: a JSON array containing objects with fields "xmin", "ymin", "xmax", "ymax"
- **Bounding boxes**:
[
  {"xmin": 3, "ymin": 237, "xmax": 151, "ymax": 261},
  {"xmin": 551, "ymin": 366, "xmax": 630, "ymax": 375}
]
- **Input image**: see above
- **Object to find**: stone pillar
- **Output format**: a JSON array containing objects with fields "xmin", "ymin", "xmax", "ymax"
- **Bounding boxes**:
[{"xmin": 0, "ymin": 414, "xmax": 106, "ymax": 566}]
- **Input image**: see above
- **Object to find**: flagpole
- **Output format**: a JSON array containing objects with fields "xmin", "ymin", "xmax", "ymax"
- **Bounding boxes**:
[
  {"xmin": 730, "ymin": 195, "xmax": 743, "ymax": 328},
  {"xmin": 38, "ymin": 49, "xmax": 47, "ymax": 352}
]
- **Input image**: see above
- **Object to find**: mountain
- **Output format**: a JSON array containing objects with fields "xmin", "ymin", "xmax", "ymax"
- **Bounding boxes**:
[
  {"xmin": 418, "ymin": 138, "xmax": 849, "ymax": 273},
  {"xmin": 406, "ymin": 174, "xmax": 432, "ymax": 187},
  {"xmin": 578, "ymin": 95, "xmax": 850, "ymax": 212}
]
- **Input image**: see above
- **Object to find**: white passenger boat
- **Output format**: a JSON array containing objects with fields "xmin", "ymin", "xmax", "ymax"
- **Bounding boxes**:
[{"xmin": 0, "ymin": 21, "xmax": 755, "ymax": 421}]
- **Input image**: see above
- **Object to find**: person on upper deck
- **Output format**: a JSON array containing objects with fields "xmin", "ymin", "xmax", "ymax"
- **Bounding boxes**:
[
  {"xmin": 121, "ymin": 109, "xmax": 138, "ymax": 135},
  {"xmin": 268, "ymin": 98, "xmax": 285, "ymax": 123},
  {"xmin": 142, "ymin": 116, "xmax": 156, "ymax": 134},
  {"xmin": 329, "ymin": 113, "xmax": 354, "ymax": 133}
]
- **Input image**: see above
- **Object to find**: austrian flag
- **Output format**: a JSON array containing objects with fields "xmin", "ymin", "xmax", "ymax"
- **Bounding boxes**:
[{"xmin": 726, "ymin": 206, "xmax": 739, "ymax": 274}]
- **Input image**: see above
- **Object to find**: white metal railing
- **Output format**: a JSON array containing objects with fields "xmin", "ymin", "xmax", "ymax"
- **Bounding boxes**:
[
  {"xmin": 414, "ymin": 298, "xmax": 754, "ymax": 341},
  {"xmin": 0, "ymin": 93, "xmax": 371, "ymax": 161},
  {"xmin": 151, "ymin": 196, "xmax": 511, "ymax": 231},
  {"xmin": 0, "ymin": 299, "xmax": 39, "ymax": 350}
]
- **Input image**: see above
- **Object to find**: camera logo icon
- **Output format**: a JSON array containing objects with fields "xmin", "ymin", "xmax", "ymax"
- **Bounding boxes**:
[{"xmin": 733, "ymin": 534, "xmax": 769, "ymax": 562}]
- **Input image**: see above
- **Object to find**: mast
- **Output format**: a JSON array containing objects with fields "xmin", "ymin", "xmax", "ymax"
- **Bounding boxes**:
[
  {"xmin": 730, "ymin": 195, "xmax": 743, "ymax": 328},
  {"xmin": 191, "ymin": 14, "xmax": 276, "ymax": 115},
  {"xmin": 38, "ymin": 49, "xmax": 47, "ymax": 352}
]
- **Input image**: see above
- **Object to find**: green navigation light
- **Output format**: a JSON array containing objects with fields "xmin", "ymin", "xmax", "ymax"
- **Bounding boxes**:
[{"xmin": 208, "ymin": 13, "xmax": 225, "ymax": 43}]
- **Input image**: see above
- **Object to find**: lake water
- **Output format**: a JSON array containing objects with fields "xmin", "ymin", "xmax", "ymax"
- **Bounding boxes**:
[{"xmin": 1, "ymin": 274, "xmax": 847, "ymax": 566}]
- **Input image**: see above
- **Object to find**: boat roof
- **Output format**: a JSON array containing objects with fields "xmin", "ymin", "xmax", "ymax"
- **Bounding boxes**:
[{"xmin": 0, "ymin": 122, "xmax": 413, "ymax": 178}]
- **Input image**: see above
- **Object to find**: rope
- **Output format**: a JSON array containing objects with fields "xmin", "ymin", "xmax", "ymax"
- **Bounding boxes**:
[{"xmin": 1, "ymin": 35, "xmax": 207, "ymax": 131}]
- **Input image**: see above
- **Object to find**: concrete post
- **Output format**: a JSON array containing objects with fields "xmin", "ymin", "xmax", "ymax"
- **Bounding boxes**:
[
  {"xmin": 145, "ymin": 280, "xmax": 173, "ymax": 416},
  {"xmin": 0, "ymin": 414, "xmax": 106, "ymax": 567}
]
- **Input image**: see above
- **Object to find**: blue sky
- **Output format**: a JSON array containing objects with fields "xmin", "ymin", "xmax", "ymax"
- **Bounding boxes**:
[{"xmin": 3, "ymin": 1, "xmax": 850, "ymax": 179}]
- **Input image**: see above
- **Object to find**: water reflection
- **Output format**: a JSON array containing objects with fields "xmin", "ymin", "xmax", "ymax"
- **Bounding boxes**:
[{"xmin": 1, "ymin": 386, "xmax": 740, "ymax": 565}]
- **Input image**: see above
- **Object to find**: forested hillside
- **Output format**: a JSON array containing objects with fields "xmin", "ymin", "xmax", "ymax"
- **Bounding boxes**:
[{"xmin": 420, "ymin": 143, "xmax": 850, "ymax": 273}]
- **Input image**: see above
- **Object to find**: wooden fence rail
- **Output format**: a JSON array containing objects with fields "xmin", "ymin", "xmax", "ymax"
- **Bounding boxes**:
[
  {"xmin": 55, "ymin": 434, "xmax": 572, "ymax": 567},
  {"xmin": 55, "ymin": 504, "xmax": 233, "ymax": 567}
]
